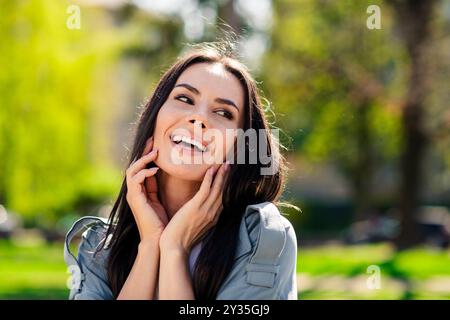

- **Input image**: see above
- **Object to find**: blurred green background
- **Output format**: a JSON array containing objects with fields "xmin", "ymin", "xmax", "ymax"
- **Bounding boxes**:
[{"xmin": 0, "ymin": 0, "xmax": 449, "ymax": 299}]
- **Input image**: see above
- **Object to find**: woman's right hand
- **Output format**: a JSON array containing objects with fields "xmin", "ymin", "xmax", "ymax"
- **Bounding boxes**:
[{"xmin": 126, "ymin": 136, "xmax": 168, "ymax": 242}]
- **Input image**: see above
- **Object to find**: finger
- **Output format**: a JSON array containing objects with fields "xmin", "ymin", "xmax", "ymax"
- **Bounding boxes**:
[
  {"xmin": 147, "ymin": 189, "xmax": 160, "ymax": 204},
  {"xmin": 203, "ymin": 162, "xmax": 228, "ymax": 209},
  {"xmin": 145, "ymin": 171, "xmax": 159, "ymax": 194},
  {"xmin": 145, "ymin": 175, "xmax": 160, "ymax": 202},
  {"xmin": 127, "ymin": 149, "xmax": 158, "ymax": 177},
  {"xmin": 194, "ymin": 166, "xmax": 215, "ymax": 203},
  {"xmin": 132, "ymin": 167, "xmax": 159, "ymax": 184}
]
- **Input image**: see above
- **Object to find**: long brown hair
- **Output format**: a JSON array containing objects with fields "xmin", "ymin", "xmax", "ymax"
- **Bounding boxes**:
[{"xmin": 102, "ymin": 40, "xmax": 287, "ymax": 300}]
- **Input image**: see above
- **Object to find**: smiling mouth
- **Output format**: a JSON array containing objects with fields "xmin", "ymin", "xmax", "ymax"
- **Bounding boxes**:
[{"xmin": 170, "ymin": 134, "xmax": 208, "ymax": 153}]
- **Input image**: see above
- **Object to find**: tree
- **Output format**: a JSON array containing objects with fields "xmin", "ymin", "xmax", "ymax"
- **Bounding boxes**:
[
  {"xmin": 0, "ymin": 1, "xmax": 184, "ymax": 227},
  {"xmin": 261, "ymin": 0, "xmax": 403, "ymax": 222},
  {"xmin": 389, "ymin": 0, "xmax": 438, "ymax": 249}
]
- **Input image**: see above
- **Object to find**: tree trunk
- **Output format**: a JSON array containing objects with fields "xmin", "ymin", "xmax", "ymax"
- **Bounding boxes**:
[{"xmin": 390, "ymin": 0, "xmax": 436, "ymax": 249}]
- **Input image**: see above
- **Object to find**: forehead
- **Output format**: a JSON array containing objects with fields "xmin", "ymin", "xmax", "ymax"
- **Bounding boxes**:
[{"xmin": 175, "ymin": 63, "xmax": 244, "ymax": 108}]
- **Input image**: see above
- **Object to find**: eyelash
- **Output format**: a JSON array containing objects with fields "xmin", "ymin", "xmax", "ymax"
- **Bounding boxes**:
[{"xmin": 175, "ymin": 94, "xmax": 234, "ymax": 120}]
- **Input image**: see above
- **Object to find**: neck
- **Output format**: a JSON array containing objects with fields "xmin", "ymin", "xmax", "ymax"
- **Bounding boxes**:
[{"xmin": 156, "ymin": 170, "xmax": 201, "ymax": 220}]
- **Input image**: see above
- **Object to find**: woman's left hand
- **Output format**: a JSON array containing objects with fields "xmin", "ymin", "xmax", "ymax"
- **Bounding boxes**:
[{"xmin": 159, "ymin": 161, "xmax": 230, "ymax": 255}]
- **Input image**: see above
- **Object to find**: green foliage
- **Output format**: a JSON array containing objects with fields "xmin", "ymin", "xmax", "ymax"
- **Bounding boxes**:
[
  {"xmin": 0, "ymin": 1, "xmax": 183, "ymax": 225},
  {"xmin": 0, "ymin": 1, "xmax": 117, "ymax": 222},
  {"xmin": 261, "ymin": 0, "xmax": 404, "ymax": 172}
]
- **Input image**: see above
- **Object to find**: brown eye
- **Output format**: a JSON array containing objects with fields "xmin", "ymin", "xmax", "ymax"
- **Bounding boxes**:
[
  {"xmin": 175, "ymin": 94, "xmax": 193, "ymax": 105},
  {"xmin": 216, "ymin": 110, "xmax": 233, "ymax": 120}
]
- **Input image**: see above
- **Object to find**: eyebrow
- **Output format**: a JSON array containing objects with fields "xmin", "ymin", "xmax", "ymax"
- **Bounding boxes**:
[{"xmin": 174, "ymin": 83, "xmax": 240, "ymax": 112}]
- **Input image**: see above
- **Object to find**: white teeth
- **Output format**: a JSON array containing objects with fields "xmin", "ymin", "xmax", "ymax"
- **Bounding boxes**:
[
  {"xmin": 172, "ymin": 135, "xmax": 182, "ymax": 143},
  {"xmin": 171, "ymin": 135, "xmax": 206, "ymax": 152}
]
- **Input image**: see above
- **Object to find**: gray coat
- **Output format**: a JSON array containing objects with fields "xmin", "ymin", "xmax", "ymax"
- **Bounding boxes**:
[{"xmin": 64, "ymin": 201, "xmax": 298, "ymax": 300}]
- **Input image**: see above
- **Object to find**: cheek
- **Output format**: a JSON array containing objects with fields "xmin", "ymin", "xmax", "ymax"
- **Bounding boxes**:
[{"xmin": 153, "ymin": 104, "xmax": 177, "ymax": 145}]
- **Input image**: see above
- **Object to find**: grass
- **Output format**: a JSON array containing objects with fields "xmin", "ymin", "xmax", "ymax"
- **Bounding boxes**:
[
  {"xmin": 298, "ymin": 243, "xmax": 450, "ymax": 299},
  {"xmin": 298, "ymin": 243, "xmax": 392, "ymax": 276},
  {"xmin": 0, "ymin": 239, "xmax": 68, "ymax": 299},
  {"xmin": 0, "ymin": 240, "xmax": 449, "ymax": 299},
  {"xmin": 298, "ymin": 243, "xmax": 450, "ymax": 279}
]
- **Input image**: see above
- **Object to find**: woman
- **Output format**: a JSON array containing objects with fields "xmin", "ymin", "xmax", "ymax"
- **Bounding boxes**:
[{"xmin": 64, "ymin": 41, "xmax": 298, "ymax": 300}]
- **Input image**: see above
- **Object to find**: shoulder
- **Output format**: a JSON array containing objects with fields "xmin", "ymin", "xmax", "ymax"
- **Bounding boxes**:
[
  {"xmin": 240, "ymin": 202, "xmax": 297, "ymax": 284},
  {"xmin": 64, "ymin": 216, "xmax": 112, "ymax": 299},
  {"xmin": 244, "ymin": 201, "xmax": 295, "ymax": 237},
  {"xmin": 64, "ymin": 216, "xmax": 111, "ymax": 268},
  {"xmin": 241, "ymin": 201, "xmax": 297, "ymax": 261},
  {"xmin": 217, "ymin": 202, "xmax": 298, "ymax": 299}
]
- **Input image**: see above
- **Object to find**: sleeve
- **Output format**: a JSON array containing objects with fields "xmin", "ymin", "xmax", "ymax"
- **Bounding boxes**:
[
  {"xmin": 216, "ymin": 203, "xmax": 298, "ymax": 300},
  {"xmin": 64, "ymin": 216, "xmax": 114, "ymax": 300}
]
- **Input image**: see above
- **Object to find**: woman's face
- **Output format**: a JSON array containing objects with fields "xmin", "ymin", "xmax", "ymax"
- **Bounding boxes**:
[{"xmin": 153, "ymin": 62, "xmax": 245, "ymax": 181}]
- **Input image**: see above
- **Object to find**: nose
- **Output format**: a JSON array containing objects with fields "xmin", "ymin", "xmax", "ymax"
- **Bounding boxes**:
[{"xmin": 189, "ymin": 118, "xmax": 206, "ymax": 129}]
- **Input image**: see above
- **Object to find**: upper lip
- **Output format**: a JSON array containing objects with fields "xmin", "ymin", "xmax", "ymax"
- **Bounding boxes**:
[{"xmin": 170, "ymin": 130, "xmax": 210, "ymax": 152}]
